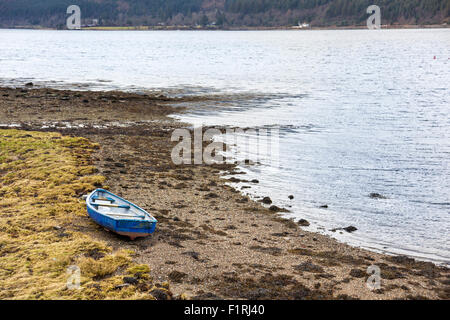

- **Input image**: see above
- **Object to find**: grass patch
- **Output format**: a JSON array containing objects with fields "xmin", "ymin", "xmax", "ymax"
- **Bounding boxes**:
[
  {"xmin": 0, "ymin": 129, "xmax": 167, "ymax": 299},
  {"xmin": 82, "ymin": 26, "xmax": 150, "ymax": 30}
]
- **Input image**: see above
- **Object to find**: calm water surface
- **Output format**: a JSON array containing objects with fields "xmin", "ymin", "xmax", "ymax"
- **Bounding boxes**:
[{"xmin": 1, "ymin": 29, "xmax": 449, "ymax": 264}]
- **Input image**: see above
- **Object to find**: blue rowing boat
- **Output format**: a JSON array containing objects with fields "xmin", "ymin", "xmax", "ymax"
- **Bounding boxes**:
[{"xmin": 86, "ymin": 189, "xmax": 157, "ymax": 240}]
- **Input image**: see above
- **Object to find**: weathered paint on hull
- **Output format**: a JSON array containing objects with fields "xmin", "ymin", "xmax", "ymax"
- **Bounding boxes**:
[{"xmin": 116, "ymin": 231, "xmax": 152, "ymax": 240}]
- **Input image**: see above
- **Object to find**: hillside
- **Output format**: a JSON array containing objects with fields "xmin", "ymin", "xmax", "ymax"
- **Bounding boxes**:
[{"xmin": 0, "ymin": 0, "xmax": 449, "ymax": 28}]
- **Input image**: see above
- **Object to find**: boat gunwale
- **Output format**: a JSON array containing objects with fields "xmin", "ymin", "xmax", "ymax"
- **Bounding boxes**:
[{"xmin": 86, "ymin": 188, "xmax": 157, "ymax": 223}]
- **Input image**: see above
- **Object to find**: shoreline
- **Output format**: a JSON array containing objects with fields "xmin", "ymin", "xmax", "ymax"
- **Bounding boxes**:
[
  {"xmin": 1, "ymin": 86, "xmax": 449, "ymax": 299},
  {"xmin": 1, "ymin": 24, "xmax": 449, "ymax": 31},
  {"xmin": 7, "ymin": 81, "xmax": 446, "ymax": 266}
]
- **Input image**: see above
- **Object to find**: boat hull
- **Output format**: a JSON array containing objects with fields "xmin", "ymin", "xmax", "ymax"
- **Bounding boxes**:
[{"xmin": 86, "ymin": 189, "xmax": 157, "ymax": 240}]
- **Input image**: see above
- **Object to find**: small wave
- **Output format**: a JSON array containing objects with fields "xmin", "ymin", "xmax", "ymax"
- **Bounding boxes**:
[{"xmin": 410, "ymin": 200, "xmax": 450, "ymax": 206}]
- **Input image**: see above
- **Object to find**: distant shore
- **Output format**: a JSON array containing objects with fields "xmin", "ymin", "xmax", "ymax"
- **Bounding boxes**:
[
  {"xmin": 1, "ymin": 23, "xmax": 449, "ymax": 31},
  {"xmin": 1, "ymin": 85, "xmax": 449, "ymax": 299}
]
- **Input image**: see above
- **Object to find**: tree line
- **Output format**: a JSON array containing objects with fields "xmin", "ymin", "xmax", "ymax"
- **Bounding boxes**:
[{"xmin": 0, "ymin": 0, "xmax": 448, "ymax": 28}]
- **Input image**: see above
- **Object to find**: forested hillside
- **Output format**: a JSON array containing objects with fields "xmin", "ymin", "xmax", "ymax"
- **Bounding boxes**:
[{"xmin": 0, "ymin": 0, "xmax": 448, "ymax": 28}]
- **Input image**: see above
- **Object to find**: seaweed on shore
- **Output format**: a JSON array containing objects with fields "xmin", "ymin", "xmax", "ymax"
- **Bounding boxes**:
[{"xmin": 0, "ymin": 129, "xmax": 170, "ymax": 299}]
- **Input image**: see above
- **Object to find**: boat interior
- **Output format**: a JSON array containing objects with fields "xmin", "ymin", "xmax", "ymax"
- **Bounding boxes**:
[{"xmin": 89, "ymin": 190, "xmax": 151, "ymax": 220}]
